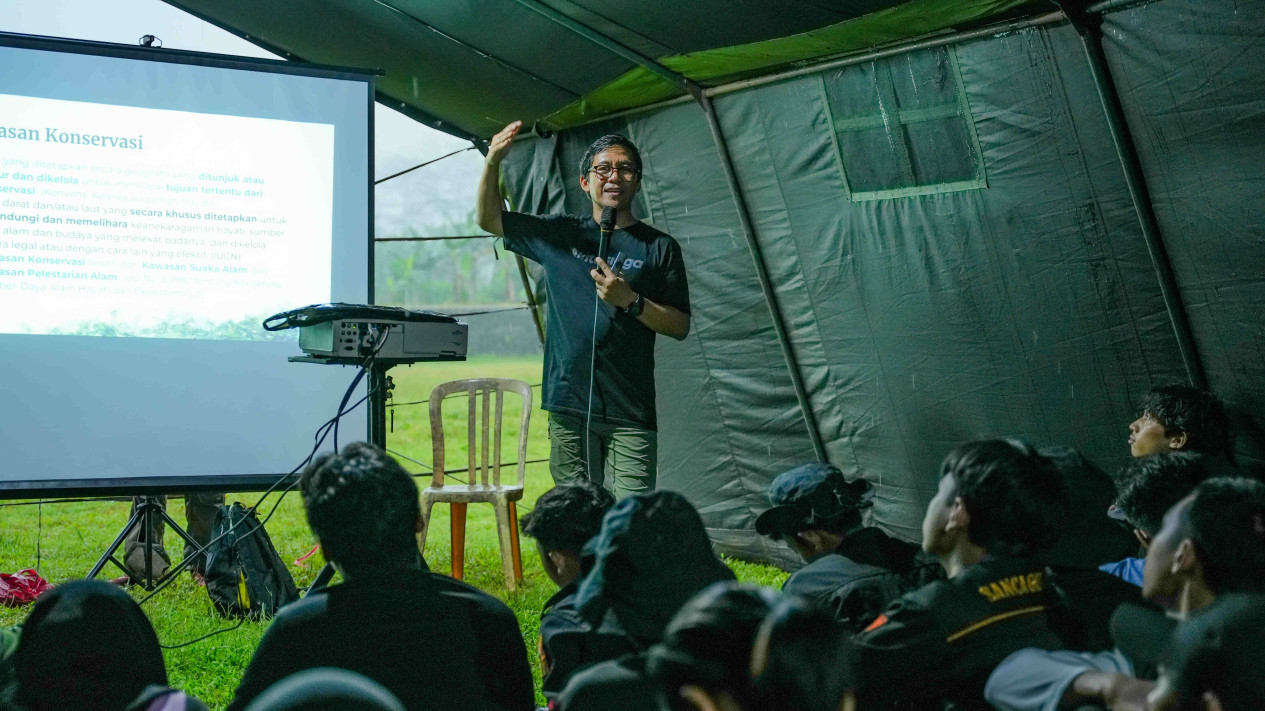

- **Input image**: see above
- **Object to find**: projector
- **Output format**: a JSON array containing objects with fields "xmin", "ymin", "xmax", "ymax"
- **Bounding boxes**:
[
  {"xmin": 298, "ymin": 318, "xmax": 467, "ymax": 360},
  {"xmin": 264, "ymin": 303, "xmax": 467, "ymax": 360}
]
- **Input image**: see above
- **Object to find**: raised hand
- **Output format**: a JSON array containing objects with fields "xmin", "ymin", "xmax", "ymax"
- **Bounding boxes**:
[{"xmin": 486, "ymin": 121, "xmax": 523, "ymax": 167}]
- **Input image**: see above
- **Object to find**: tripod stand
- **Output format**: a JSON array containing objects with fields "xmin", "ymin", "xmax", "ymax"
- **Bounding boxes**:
[{"xmin": 86, "ymin": 495, "xmax": 207, "ymax": 591}]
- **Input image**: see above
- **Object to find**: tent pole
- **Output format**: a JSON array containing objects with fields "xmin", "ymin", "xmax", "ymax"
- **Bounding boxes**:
[
  {"xmin": 509, "ymin": 0, "xmax": 829, "ymax": 460},
  {"xmin": 1059, "ymin": 3, "xmax": 1209, "ymax": 390},
  {"xmin": 514, "ymin": 254, "xmax": 546, "ymax": 347},
  {"xmin": 1085, "ymin": 0, "xmax": 1154, "ymax": 14},
  {"xmin": 510, "ymin": 0, "xmax": 696, "ymax": 93},
  {"xmin": 693, "ymin": 92, "xmax": 828, "ymax": 461}
]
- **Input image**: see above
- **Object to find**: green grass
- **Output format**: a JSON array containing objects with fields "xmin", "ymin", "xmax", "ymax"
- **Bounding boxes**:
[{"xmin": 0, "ymin": 355, "xmax": 786, "ymax": 709}]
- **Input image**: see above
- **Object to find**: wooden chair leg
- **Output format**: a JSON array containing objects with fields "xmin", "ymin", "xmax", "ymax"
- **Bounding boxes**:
[
  {"xmin": 493, "ymin": 499, "xmax": 518, "ymax": 590},
  {"xmin": 450, "ymin": 502, "xmax": 467, "ymax": 580},
  {"xmin": 508, "ymin": 500, "xmax": 523, "ymax": 584}
]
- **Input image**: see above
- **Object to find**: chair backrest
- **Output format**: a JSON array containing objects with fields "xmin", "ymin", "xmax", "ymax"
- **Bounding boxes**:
[{"xmin": 428, "ymin": 378, "xmax": 532, "ymax": 489}]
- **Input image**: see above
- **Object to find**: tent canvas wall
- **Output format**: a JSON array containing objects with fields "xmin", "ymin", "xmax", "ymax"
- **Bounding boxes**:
[
  {"xmin": 497, "ymin": 0, "xmax": 1265, "ymax": 565},
  {"xmin": 145, "ymin": 0, "xmax": 1264, "ymax": 567}
]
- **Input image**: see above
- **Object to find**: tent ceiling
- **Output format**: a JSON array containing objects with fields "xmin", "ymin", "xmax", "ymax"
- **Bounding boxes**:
[{"xmin": 162, "ymin": 0, "xmax": 1050, "ymax": 142}]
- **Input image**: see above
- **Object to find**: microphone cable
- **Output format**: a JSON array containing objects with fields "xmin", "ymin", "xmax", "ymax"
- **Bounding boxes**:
[
  {"xmin": 584, "ymin": 207, "xmax": 618, "ymax": 484},
  {"xmin": 584, "ymin": 287, "xmax": 602, "ymax": 483}
]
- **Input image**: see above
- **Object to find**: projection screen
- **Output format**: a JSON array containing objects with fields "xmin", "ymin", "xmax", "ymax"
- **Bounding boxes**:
[{"xmin": 0, "ymin": 33, "xmax": 373, "ymax": 496}]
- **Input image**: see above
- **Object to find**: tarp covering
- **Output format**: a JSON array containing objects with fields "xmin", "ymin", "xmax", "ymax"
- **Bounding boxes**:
[
  {"xmin": 1103, "ymin": 0, "xmax": 1265, "ymax": 463},
  {"xmin": 159, "ymin": 0, "xmax": 1045, "ymax": 139},
  {"xmin": 501, "ymin": 0, "xmax": 1265, "ymax": 564},
  {"xmin": 148, "ymin": 0, "xmax": 1264, "ymax": 565}
]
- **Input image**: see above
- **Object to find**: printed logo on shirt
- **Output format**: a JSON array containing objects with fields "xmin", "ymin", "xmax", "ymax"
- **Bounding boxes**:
[
  {"xmin": 976, "ymin": 571, "xmax": 1046, "ymax": 603},
  {"xmin": 570, "ymin": 246, "xmax": 645, "ymax": 273}
]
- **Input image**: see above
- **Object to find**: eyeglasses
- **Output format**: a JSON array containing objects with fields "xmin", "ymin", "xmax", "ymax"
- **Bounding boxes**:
[{"xmin": 588, "ymin": 164, "xmax": 640, "ymax": 181}]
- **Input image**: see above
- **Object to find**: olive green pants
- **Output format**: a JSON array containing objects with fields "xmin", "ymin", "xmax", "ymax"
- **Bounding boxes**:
[{"xmin": 548, "ymin": 412, "xmax": 657, "ymax": 499}]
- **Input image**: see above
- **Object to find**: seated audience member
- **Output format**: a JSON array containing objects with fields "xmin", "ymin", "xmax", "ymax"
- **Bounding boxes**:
[
  {"xmin": 986, "ymin": 476, "xmax": 1265, "ymax": 711},
  {"xmin": 750, "ymin": 597, "xmax": 856, "ymax": 711},
  {"xmin": 753, "ymin": 463, "xmax": 941, "ymax": 630},
  {"xmin": 643, "ymin": 583, "xmax": 781, "ymax": 711},
  {"xmin": 1106, "ymin": 384, "xmax": 1236, "ymax": 542},
  {"xmin": 1102, "ymin": 452, "xmax": 1216, "ymax": 585},
  {"xmin": 1149, "ymin": 594, "xmax": 1265, "ymax": 711},
  {"xmin": 1127, "ymin": 384, "xmax": 1234, "ymax": 463},
  {"xmin": 7, "ymin": 579, "xmax": 209, "ymax": 711},
  {"xmin": 0, "ymin": 624, "xmax": 20, "ymax": 706},
  {"xmin": 559, "ymin": 582, "xmax": 779, "ymax": 711},
  {"xmin": 520, "ymin": 480, "xmax": 615, "ymax": 602},
  {"xmin": 241, "ymin": 668, "xmax": 404, "ymax": 711},
  {"xmin": 850, "ymin": 439, "xmax": 1139, "ymax": 711},
  {"xmin": 226, "ymin": 442, "xmax": 534, "ymax": 711},
  {"xmin": 520, "ymin": 481, "xmax": 615, "ymax": 697},
  {"xmin": 540, "ymin": 491, "xmax": 735, "ymax": 701}
]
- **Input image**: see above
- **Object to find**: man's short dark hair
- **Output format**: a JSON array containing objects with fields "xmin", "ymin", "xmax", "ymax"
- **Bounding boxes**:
[
  {"xmin": 1115, "ymin": 452, "xmax": 1214, "ymax": 536},
  {"xmin": 1181, "ymin": 477, "xmax": 1265, "ymax": 595},
  {"xmin": 579, "ymin": 134, "xmax": 643, "ymax": 177},
  {"xmin": 941, "ymin": 439, "xmax": 1069, "ymax": 558},
  {"xmin": 1137, "ymin": 384, "xmax": 1234, "ymax": 462},
  {"xmin": 520, "ymin": 480, "xmax": 615, "ymax": 554},
  {"xmin": 300, "ymin": 442, "xmax": 420, "ymax": 572}
]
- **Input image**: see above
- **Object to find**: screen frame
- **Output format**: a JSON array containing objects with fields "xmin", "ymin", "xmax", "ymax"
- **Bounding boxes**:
[{"xmin": 0, "ymin": 31, "xmax": 377, "ymax": 498}]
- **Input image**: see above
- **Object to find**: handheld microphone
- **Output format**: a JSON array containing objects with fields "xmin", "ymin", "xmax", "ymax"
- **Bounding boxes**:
[{"xmin": 598, "ymin": 206, "xmax": 616, "ymax": 264}]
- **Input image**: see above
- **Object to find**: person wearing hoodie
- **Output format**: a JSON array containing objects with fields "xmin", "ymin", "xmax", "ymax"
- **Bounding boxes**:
[
  {"xmin": 6, "ymin": 580, "xmax": 208, "ymax": 711},
  {"xmin": 539, "ymin": 490, "xmax": 735, "ymax": 701},
  {"xmin": 559, "ymin": 583, "xmax": 780, "ymax": 711}
]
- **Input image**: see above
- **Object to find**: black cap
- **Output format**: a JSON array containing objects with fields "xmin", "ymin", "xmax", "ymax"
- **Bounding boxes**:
[{"xmin": 754, "ymin": 463, "xmax": 874, "ymax": 537}]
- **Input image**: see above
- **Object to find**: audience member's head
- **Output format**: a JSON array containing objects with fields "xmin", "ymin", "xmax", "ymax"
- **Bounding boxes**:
[
  {"xmin": 574, "ymin": 491, "xmax": 736, "ymax": 646},
  {"xmin": 1130, "ymin": 384, "xmax": 1234, "ymax": 463},
  {"xmin": 241, "ymin": 668, "xmax": 406, "ymax": 711},
  {"xmin": 1143, "ymin": 477, "xmax": 1265, "ymax": 612},
  {"xmin": 12, "ymin": 580, "xmax": 167, "ymax": 711},
  {"xmin": 645, "ymin": 582, "xmax": 780, "ymax": 711},
  {"xmin": 299, "ymin": 442, "xmax": 420, "ymax": 577},
  {"xmin": 1150, "ymin": 594, "xmax": 1265, "ymax": 711},
  {"xmin": 1116, "ymin": 452, "xmax": 1215, "ymax": 546},
  {"xmin": 520, "ymin": 480, "xmax": 615, "ymax": 588},
  {"xmin": 750, "ymin": 597, "xmax": 856, "ymax": 711},
  {"xmin": 754, "ymin": 463, "xmax": 874, "ymax": 561},
  {"xmin": 922, "ymin": 439, "xmax": 1067, "ymax": 569}
]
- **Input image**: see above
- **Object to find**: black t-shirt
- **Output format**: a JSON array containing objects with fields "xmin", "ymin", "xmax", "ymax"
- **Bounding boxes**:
[
  {"xmin": 502, "ymin": 212, "xmax": 689, "ymax": 430},
  {"xmin": 225, "ymin": 568, "xmax": 535, "ymax": 711}
]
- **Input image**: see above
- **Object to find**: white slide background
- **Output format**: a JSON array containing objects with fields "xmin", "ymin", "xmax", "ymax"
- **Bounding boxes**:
[
  {"xmin": 0, "ymin": 94, "xmax": 334, "ymax": 337},
  {"xmin": 0, "ymin": 38, "xmax": 370, "ymax": 488}
]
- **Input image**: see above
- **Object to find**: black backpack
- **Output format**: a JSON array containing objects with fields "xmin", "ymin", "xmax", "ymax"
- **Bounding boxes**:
[{"xmin": 203, "ymin": 503, "xmax": 299, "ymax": 619}]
